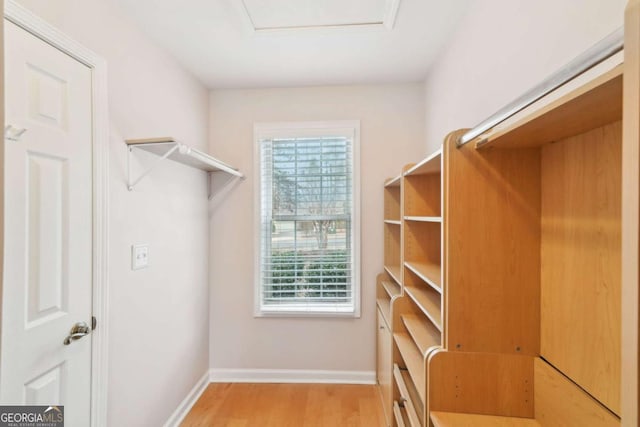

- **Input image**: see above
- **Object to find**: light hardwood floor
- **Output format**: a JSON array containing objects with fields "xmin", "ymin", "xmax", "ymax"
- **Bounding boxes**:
[{"xmin": 181, "ymin": 383, "xmax": 386, "ymax": 427}]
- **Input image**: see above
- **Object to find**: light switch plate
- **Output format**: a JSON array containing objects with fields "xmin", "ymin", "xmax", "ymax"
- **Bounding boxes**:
[{"xmin": 131, "ymin": 244, "xmax": 149, "ymax": 270}]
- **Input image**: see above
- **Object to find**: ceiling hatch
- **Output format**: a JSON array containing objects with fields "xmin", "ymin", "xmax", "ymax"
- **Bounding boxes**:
[{"xmin": 239, "ymin": 0, "xmax": 401, "ymax": 32}]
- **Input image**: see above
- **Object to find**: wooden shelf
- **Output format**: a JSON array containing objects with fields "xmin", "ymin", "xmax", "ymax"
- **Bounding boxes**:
[
  {"xmin": 430, "ymin": 412, "xmax": 541, "ymax": 427},
  {"xmin": 384, "ymin": 265, "xmax": 402, "ymax": 286},
  {"xmin": 384, "ymin": 183, "xmax": 402, "ymax": 222},
  {"xmin": 404, "ymin": 216, "xmax": 442, "ymax": 223},
  {"xmin": 381, "ymin": 280, "xmax": 401, "ymax": 299},
  {"xmin": 401, "ymin": 314, "xmax": 441, "ymax": 355},
  {"xmin": 404, "ymin": 174, "xmax": 441, "ymax": 217},
  {"xmin": 385, "ymin": 175, "xmax": 402, "ymax": 187},
  {"xmin": 393, "ymin": 402, "xmax": 409, "ymax": 427},
  {"xmin": 394, "ymin": 365, "xmax": 424, "ymax": 426},
  {"xmin": 384, "ymin": 223, "xmax": 401, "ymax": 279},
  {"xmin": 394, "ymin": 332, "xmax": 426, "ymax": 403},
  {"xmin": 405, "ymin": 261, "xmax": 442, "ymax": 292},
  {"xmin": 404, "ymin": 149, "xmax": 442, "ymax": 176},
  {"xmin": 384, "ymin": 219, "xmax": 402, "ymax": 225},
  {"xmin": 405, "ymin": 285, "xmax": 442, "ymax": 331},
  {"xmin": 377, "ymin": 297, "xmax": 391, "ymax": 323},
  {"xmin": 478, "ymin": 65, "xmax": 622, "ymax": 149},
  {"xmin": 404, "ymin": 221, "xmax": 441, "ymax": 279}
]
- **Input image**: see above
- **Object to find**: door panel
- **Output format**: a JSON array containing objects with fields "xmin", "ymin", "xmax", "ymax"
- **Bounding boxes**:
[
  {"xmin": 2, "ymin": 20, "xmax": 93, "ymax": 426},
  {"xmin": 24, "ymin": 363, "xmax": 66, "ymax": 405},
  {"xmin": 27, "ymin": 152, "xmax": 69, "ymax": 326}
]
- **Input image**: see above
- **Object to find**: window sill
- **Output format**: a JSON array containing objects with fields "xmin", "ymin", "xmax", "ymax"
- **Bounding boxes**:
[{"xmin": 255, "ymin": 304, "xmax": 360, "ymax": 318}]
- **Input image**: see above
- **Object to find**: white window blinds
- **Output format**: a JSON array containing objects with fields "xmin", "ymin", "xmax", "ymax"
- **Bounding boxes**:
[{"xmin": 257, "ymin": 125, "xmax": 359, "ymax": 315}]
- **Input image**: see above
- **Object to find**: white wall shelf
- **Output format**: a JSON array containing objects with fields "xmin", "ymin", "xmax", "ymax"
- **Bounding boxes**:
[{"xmin": 126, "ymin": 137, "xmax": 244, "ymax": 197}]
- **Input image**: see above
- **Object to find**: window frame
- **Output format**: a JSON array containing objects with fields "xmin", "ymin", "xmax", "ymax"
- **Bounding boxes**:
[{"xmin": 253, "ymin": 120, "xmax": 361, "ymax": 318}]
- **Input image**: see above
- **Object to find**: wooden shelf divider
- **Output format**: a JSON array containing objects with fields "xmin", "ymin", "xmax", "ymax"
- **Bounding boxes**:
[
  {"xmin": 430, "ymin": 412, "xmax": 541, "ymax": 427},
  {"xmin": 402, "ymin": 314, "xmax": 441, "ymax": 355},
  {"xmin": 394, "ymin": 332, "xmax": 426, "ymax": 403},
  {"xmin": 405, "ymin": 286, "xmax": 442, "ymax": 331},
  {"xmin": 404, "ymin": 149, "xmax": 442, "ymax": 176},
  {"xmin": 405, "ymin": 261, "xmax": 442, "ymax": 292},
  {"xmin": 393, "ymin": 364, "xmax": 423, "ymax": 426},
  {"xmin": 377, "ymin": 297, "xmax": 391, "ymax": 322},
  {"xmin": 404, "ymin": 216, "xmax": 442, "ymax": 223},
  {"xmin": 384, "ymin": 265, "xmax": 402, "ymax": 286},
  {"xmin": 382, "ymin": 280, "xmax": 401, "ymax": 299},
  {"xmin": 385, "ymin": 175, "xmax": 402, "ymax": 187}
]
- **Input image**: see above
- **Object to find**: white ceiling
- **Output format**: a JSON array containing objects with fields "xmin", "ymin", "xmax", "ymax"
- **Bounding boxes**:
[{"xmin": 114, "ymin": 0, "xmax": 471, "ymax": 89}]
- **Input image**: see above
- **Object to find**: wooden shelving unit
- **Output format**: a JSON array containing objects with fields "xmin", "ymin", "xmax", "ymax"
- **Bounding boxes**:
[
  {"xmin": 402, "ymin": 150, "xmax": 443, "ymax": 352},
  {"xmin": 377, "ymin": 150, "xmax": 444, "ymax": 427},
  {"xmin": 384, "ymin": 174, "xmax": 402, "ymax": 286},
  {"xmin": 393, "ymin": 150, "xmax": 443, "ymax": 426},
  {"xmin": 379, "ymin": 11, "xmax": 639, "ymax": 427},
  {"xmin": 426, "ymin": 47, "xmax": 627, "ymax": 427},
  {"xmin": 378, "ymin": 175, "xmax": 406, "ymax": 427}
]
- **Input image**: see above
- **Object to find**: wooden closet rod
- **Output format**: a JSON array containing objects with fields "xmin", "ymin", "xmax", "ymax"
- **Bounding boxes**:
[{"xmin": 457, "ymin": 27, "xmax": 624, "ymax": 147}]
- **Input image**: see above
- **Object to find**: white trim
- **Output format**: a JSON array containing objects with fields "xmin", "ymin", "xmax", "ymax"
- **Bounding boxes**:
[
  {"xmin": 209, "ymin": 368, "xmax": 376, "ymax": 385},
  {"xmin": 235, "ymin": 0, "xmax": 401, "ymax": 35},
  {"xmin": 4, "ymin": 2, "xmax": 110, "ymax": 426},
  {"xmin": 163, "ymin": 371, "xmax": 210, "ymax": 427},
  {"xmin": 382, "ymin": 0, "xmax": 401, "ymax": 30},
  {"xmin": 253, "ymin": 120, "xmax": 361, "ymax": 318}
]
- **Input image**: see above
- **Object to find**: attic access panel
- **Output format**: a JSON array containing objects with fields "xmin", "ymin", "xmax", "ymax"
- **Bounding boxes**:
[{"xmin": 240, "ymin": 0, "xmax": 400, "ymax": 32}]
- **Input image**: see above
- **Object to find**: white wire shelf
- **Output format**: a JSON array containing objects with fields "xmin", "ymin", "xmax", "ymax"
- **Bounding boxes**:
[{"xmin": 125, "ymin": 137, "xmax": 244, "ymax": 194}]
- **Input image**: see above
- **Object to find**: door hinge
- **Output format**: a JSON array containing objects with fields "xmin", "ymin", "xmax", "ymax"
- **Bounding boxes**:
[{"xmin": 92, "ymin": 316, "xmax": 97, "ymax": 330}]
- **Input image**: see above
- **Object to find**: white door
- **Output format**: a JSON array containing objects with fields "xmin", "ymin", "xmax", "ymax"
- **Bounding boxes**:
[{"xmin": 1, "ymin": 20, "xmax": 93, "ymax": 426}]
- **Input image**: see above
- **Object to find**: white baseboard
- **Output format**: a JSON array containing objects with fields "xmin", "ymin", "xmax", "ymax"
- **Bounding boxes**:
[
  {"xmin": 163, "ymin": 371, "xmax": 210, "ymax": 427},
  {"xmin": 209, "ymin": 368, "xmax": 376, "ymax": 384}
]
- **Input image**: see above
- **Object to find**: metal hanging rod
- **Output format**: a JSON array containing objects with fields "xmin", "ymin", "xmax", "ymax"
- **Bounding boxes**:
[{"xmin": 457, "ymin": 27, "xmax": 624, "ymax": 147}]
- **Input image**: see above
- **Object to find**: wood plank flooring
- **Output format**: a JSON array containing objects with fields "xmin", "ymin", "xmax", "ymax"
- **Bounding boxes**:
[{"xmin": 181, "ymin": 383, "xmax": 386, "ymax": 427}]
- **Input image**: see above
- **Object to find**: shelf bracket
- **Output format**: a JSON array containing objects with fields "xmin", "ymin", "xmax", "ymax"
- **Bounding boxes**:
[
  {"xmin": 127, "ymin": 142, "xmax": 180, "ymax": 191},
  {"xmin": 208, "ymin": 170, "xmax": 242, "ymax": 200}
]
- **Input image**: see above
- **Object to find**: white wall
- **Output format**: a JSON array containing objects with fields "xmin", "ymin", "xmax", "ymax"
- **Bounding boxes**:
[
  {"xmin": 208, "ymin": 84, "xmax": 425, "ymax": 374},
  {"xmin": 15, "ymin": 1, "xmax": 210, "ymax": 425},
  {"xmin": 423, "ymin": 0, "xmax": 627, "ymax": 152}
]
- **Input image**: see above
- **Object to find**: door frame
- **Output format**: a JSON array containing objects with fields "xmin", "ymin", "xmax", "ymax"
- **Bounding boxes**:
[{"xmin": 3, "ymin": 1, "xmax": 110, "ymax": 425}]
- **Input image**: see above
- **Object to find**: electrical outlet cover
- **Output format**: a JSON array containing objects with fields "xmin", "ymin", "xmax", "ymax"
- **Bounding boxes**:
[{"xmin": 131, "ymin": 244, "xmax": 149, "ymax": 270}]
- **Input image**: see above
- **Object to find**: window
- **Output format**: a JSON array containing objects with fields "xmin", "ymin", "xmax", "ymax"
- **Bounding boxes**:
[{"xmin": 255, "ymin": 121, "xmax": 360, "ymax": 316}]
